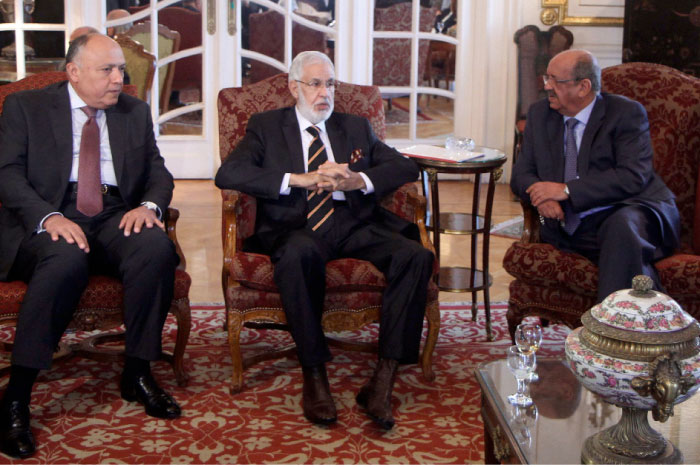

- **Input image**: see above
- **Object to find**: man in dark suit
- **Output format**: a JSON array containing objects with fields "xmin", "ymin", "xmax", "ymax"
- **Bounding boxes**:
[
  {"xmin": 511, "ymin": 49, "xmax": 680, "ymax": 302},
  {"xmin": 215, "ymin": 51, "xmax": 434, "ymax": 430},
  {"xmin": 0, "ymin": 33, "xmax": 180, "ymax": 458}
]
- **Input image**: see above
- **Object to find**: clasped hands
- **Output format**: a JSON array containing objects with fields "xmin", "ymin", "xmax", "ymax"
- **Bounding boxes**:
[
  {"xmin": 43, "ymin": 205, "xmax": 163, "ymax": 253},
  {"xmin": 290, "ymin": 161, "xmax": 366, "ymax": 193},
  {"xmin": 525, "ymin": 181, "xmax": 568, "ymax": 222}
]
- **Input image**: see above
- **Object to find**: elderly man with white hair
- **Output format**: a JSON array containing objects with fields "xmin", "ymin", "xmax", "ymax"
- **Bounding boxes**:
[{"xmin": 215, "ymin": 51, "xmax": 434, "ymax": 430}]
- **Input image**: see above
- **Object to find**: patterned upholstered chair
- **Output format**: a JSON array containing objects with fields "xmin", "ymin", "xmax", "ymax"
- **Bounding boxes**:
[
  {"xmin": 503, "ymin": 63, "xmax": 700, "ymax": 341},
  {"xmin": 130, "ymin": 5, "xmax": 202, "ymax": 98},
  {"xmin": 0, "ymin": 72, "xmax": 191, "ymax": 385},
  {"xmin": 218, "ymin": 73, "xmax": 440, "ymax": 393},
  {"xmin": 512, "ymin": 25, "xmax": 573, "ymax": 171},
  {"xmin": 124, "ymin": 21, "xmax": 181, "ymax": 113},
  {"xmin": 248, "ymin": 9, "xmax": 327, "ymax": 84},
  {"xmin": 115, "ymin": 34, "xmax": 156, "ymax": 103}
]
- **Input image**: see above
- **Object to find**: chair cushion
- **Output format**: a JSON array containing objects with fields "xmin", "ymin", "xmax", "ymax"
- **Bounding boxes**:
[
  {"xmin": 232, "ymin": 252, "xmax": 386, "ymax": 293},
  {"xmin": 0, "ymin": 269, "xmax": 191, "ymax": 318},
  {"xmin": 503, "ymin": 241, "xmax": 598, "ymax": 297},
  {"xmin": 656, "ymin": 253, "xmax": 700, "ymax": 317}
]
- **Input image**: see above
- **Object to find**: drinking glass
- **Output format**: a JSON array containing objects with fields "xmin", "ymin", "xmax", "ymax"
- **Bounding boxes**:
[
  {"xmin": 509, "ymin": 404, "xmax": 539, "ymax": 448},
  {"xmin": 506, "ymin": 345, "xmax": 536, "ymax": 406},
  {"xmin": 445, "ymin": 136, "xmax": 476, "ymax": 155},
  {"xmin": 515, "ymin": 323, "xmax": 543, "ymax": 382}
]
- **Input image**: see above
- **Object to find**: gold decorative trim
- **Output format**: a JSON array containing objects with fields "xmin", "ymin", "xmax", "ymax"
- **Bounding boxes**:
[
  {"xmin": 207, "ymin": 0, "xmax": 216, "ymax": 35},
  {"xmin": 541, "ymin": 0, "xmax": 624, "ymax": 27},
  {"xmin": 492, "ymin": 425, "xmax": 511, "ymax": 462}
]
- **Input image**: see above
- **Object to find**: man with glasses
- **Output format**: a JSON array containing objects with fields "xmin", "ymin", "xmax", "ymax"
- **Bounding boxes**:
[
  {"xmin": 215, "ymin": 51, "xmax": 434, "ymax": 430},
  {"xmin": 511, "ymin": 49, "xmax": 680, "ymax": 302}
]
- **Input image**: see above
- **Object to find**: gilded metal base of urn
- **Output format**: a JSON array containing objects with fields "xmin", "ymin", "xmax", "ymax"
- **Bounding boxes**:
[{"xmin": 581, "ymin": 407, "xmax": 683, "ymax": 464}]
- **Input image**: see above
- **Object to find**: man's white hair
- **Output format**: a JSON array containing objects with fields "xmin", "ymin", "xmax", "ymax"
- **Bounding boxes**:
[{"xmin": 289, "ymin": 51, "xmax": 334, "ymax": 81}]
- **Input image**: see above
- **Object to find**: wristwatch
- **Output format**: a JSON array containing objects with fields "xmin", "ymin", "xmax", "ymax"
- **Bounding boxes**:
[
  {"xmin": 140, "ymin": 201, "xmax": 162, "ymax": 220},
  {"xmin": 563, "ymin": 184, "xmax": 570, "ymax": 198}
]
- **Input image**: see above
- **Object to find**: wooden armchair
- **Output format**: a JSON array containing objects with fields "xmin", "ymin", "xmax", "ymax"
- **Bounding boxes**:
[
  {"xmin": 124, "ymin": 21, "xmax": 181, "ymax": 113},
  {"xmin": 503, "ymin": 63, "xmax": 700, "ymax": 340},
  {"xmin": 218, "ymin": 73, "xmax": 440, "ymax": 394},
  {"xmin": 0, "ymin": 72, "xmax": 191, "ymax": 385},
  {"xmin": 115, "ymin": 34, "xmax": 156, "ymax": 104}
]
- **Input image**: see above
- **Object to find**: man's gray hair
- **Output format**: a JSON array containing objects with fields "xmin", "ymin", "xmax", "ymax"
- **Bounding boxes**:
[
  {"xmin": 572, "ymin": 52, "xmax": 601, "ymax": 93},
  {"xmin": 289, "ymin": 51, "xmax": 334, "ymax": 81}
]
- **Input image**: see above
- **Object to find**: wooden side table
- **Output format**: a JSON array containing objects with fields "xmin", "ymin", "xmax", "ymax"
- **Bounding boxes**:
[{"xmin": 410, "ymin": 149, "xmax": 506, "ymax": 341}]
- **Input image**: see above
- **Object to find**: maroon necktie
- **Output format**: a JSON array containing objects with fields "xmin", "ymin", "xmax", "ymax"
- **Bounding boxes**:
[{"xmin": 77, "ymin": 106, "xmax": 103, "ymax": 217}]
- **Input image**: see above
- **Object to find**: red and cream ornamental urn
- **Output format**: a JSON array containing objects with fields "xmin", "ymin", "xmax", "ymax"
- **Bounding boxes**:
[{"xmin": 565, "ymin": 275, "xmax": 700, "ymax": 464}]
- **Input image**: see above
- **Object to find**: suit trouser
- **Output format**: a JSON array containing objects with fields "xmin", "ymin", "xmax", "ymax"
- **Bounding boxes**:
[
  {"xmin": 540, "ymin": 204, "xmax": 672, "ymax": 302},
  {"xmin": 269, "ymin": 205, "xmax": 435, "ymax": 368},
  {"xmin": 8, "ymin": 191, "xmax": 178, "ymax": 370}
]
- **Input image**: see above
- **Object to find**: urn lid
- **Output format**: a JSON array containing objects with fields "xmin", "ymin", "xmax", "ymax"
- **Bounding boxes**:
[{"xmin": 582, "ymin": 275, "xmax": 700, "ymax": 351}]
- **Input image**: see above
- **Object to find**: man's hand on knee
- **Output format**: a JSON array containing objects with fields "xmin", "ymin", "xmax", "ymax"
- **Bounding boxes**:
[
  {"xmin": 43, "ymin": 214, "xmax": 90, "ymax": 252},
  {"xmin": 119, "ymin": 206, "xmax": 164, "ymax": 237}
]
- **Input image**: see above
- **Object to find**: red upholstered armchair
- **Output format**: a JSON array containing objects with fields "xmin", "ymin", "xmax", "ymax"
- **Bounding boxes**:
[
  {"xmin": 0, "ymin": 72, "xmax": 191, "ymax": 385},
  {"xmin": 503, "ymin": 63, "xmax": 700, "ymax": 340},
  {"xmin": 218, "ymin": 73, "xmax": 440, "ymax": 394}
]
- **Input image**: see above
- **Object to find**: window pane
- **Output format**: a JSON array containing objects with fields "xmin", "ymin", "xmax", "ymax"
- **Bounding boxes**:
[
  {"xmin": 417, "ymin": 92, "xmax": 453, "ymax": 139},
  {"xmin": 384, "ymin": 97, "xmax": 410, "ymax": 140}
]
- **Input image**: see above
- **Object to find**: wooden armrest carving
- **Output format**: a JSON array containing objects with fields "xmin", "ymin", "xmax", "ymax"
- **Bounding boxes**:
[
  {"xmin": 520, "ymin": 200, "xmax": 541, "ymax": 243},
  {"xmin": 166, "ymin": 207, "xmax": 186, "ymax": 270},
  {"xmin": 221, "ymin": 189, "xmax": 242, "ymax": 282}
]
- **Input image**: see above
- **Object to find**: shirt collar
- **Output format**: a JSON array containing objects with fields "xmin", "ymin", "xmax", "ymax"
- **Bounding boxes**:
[
  {"xmin": 564, "ymin": 97, "xmax": 596, "ymax": 127},
  {"xmin": 67, "ymin": 82, "xmax": 104, "ymax": 118},
  {"xmin": 295, "ymin": 106, "xmax": 327, "ymax": 136}
]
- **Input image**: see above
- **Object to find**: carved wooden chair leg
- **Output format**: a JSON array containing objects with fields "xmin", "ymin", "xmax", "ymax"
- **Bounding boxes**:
[
  {"xmin": 227, "ymin": 310, "xmax": 245, "ymax": 394},
  {"xmin": 170, "ymin": 298, "xmax": 191, "ymax": 386},
  {"xmin": 420, "ymin": 301, "xmax": 440, "ymax": 382}
]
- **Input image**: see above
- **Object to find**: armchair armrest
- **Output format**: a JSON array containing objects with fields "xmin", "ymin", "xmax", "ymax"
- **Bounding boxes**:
[
  {"xmin": 520, "ymin": 200, "xmax": 541, "ymax": 244},
  {"xmin": 221, "ymin": 189, "xmax": 243, "ymax": 281},
  {"xmin": 380, "ymin": 182, "xmax": 435, "ymax": 256},
  {"xmin": 165, "ymin": 207, "xmax": 186, "ymax": 270}
]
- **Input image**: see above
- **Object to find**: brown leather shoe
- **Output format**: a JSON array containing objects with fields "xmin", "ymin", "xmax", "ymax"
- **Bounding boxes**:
[
  {"xmin": 356, "ymin": 358, "xmax": 398, "ymax": 430},
  {"xmin": 302, "ymin": 365, "xmax": 337, "ymax": 425}
]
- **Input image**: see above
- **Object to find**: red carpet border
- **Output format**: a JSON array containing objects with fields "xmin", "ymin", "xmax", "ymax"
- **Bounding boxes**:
[{"xmin": 0, "ymin": 303, "xmax": 571, "ymax": 464}]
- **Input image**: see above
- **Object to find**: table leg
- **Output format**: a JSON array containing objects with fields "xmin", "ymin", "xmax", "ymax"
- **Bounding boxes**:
[
  {"xmin": 427, "ymin": 168, "xmax": 440, "ymax": 262},
  {"xmin": 483, "ymin": 172, "xmax": 497, "ymax": 341}
]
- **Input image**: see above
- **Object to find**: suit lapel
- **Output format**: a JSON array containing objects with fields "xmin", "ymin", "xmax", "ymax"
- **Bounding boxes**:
[
  {"xmin": 49, "ymin": 83, "xmax": 74, "ymax": 189},
  {"xmin": 326, "ymin": 113, "xmax": 349, "ymax": 164},
  {"xmin": 577, "ymin": 95, "xmax": 605, "ymax": 178},
  {"xmin": 546, "ymin": 110, "xmax": 565, "ymax": 182},
  {"xmin": 105, "ymin": 98, "xmax": 128, "ymax": 184},
  {"xmin": 282, "ymin": 108, "xmax": 305, "ymax": 174}
]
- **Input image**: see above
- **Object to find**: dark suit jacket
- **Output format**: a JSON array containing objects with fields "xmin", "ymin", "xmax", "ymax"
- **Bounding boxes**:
[
  {"xmin": 510, "ymin": 93, "xmax": 680, "ymax": 249},
  {"xmin": 0, "ymin": 81, "xmax": 174, "ymax": 280},
  {"xmin": 214, "ymin": 107, "xmax": 420, "ymax": 252}
]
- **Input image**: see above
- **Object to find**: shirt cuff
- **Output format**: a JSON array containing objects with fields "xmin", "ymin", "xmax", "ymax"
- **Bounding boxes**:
[
  {"xmin": 359, "ymin": 172, "xmax": 374, "ymax": 194},
  {"xmin": 280, "ymin": 173, "xmax": 292, "ymax": 195},
  {"xmin": 37, "ymin": 212, "xmax": 63, "ymax": 233},
  {"xmin": 141, "ymin": 201, "xmax": 163, "ymax": 220}
]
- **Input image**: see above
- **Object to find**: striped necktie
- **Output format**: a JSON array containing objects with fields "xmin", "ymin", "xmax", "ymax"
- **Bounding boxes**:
[
  {"xmin": 77, "ymin": 106, "xmax": 103, "ymax": 217},
  {"xmin": 562, "ymin": 118, "xmax": 580, "ymax": 235},
  {"xmin": 305, "ymin": 125, "xmax": 334, "ymax": 233}
]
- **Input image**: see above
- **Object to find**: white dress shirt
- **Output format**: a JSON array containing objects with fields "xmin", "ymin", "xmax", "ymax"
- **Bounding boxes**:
[{"xmin": 279, "ymin": 107, "xmax": 374, "ymax": 200}]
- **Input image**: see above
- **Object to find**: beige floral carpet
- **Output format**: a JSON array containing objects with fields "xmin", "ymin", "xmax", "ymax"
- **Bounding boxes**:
[{"xmin": 0, "ymin": 303, "xmax": 569, "ymax": 464}]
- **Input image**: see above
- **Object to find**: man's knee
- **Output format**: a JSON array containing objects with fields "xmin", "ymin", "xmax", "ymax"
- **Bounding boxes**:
[
  {"xmin": 599, "ymin": 206, "xmax": 659, "ymax": 249},
  {"xmin": 124, "ymin": 229, "xmax": 177, "ymax": 271},
  {"xmin": 32, "ymin": 239, "xmax": 90, "ymax": 284}
]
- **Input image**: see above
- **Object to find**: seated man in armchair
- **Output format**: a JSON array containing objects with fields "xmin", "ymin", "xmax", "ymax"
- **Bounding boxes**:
[
  {"xmin": 510, "ymin": 49, "xmax": 680, "ymax": 302},
  {"xmin": 215, "ymin": 51, "xmax": 434, "ymax": 430},
  {"xmin": 0, "ymin": 33, "xmax": 181, "ymax": 458}
]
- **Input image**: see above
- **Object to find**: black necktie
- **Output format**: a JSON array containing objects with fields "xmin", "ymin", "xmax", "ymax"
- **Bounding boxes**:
[
  {"xmin": 305, "ymin": 125, "xmax": 334, "ymax": 233},
  {"xmin": 562, "ymin": 118, "xmax": 580, "ymax": 235}
]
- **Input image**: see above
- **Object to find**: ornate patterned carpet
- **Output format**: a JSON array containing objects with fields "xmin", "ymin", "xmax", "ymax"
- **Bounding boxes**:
[{"xmin": 0, "ymin": 303, "xmax": 570, "ymax": 464}]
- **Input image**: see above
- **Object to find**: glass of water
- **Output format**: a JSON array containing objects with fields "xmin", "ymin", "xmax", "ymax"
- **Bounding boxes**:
[
  {"xmin": 445, "ymin": 136, "xmax": 476, "ymax": 155},
  {"xmin": 507, "ymin": 345, "xmax": 536, "ymax": 406}
]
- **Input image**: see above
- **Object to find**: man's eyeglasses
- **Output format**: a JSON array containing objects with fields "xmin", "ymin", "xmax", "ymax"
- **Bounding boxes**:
[
  {"xmin": 295, "ymin": 79, "xmax": 338, "ymax": 90},
  {"xmin": 542, "ymin": 75, "xmax": 581, "ymax": 86}
]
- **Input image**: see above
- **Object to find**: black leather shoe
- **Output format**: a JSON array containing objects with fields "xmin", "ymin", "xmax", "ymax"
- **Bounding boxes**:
[
  {"xmin": 121, "ymin": 374, "xmax": 181, "ymax": 419},
  {"xmin": 0, "ymin": 400, "xmax": 36, "ymax": 458},
  {"xmin": 356, "ymin": 358, "xmax": 399, "ymax": 430},
  {"xmin": 302, "ymin": 365, "xmax": 337, "ymax": 425}
]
